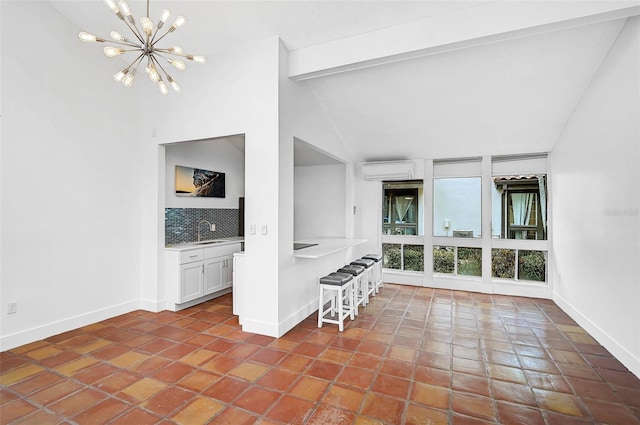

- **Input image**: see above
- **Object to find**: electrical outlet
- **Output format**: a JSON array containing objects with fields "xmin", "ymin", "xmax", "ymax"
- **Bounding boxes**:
[
  {"xmin": 8, "ymin": 302, "xmax": 17, "ymax": 314},
  {"xmin": 261, "ymin": 224, "xmax": 268, "ymax": 235},
  {"xmin": 210, "ymin": 223, "xmax": 216, "ymax": 231},
  {"xmin": 250, "ymin": 224, "xmax": 256, "ymax": 235}
]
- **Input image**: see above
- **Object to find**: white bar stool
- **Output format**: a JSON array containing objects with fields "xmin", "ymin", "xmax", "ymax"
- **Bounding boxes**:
[
  {"xmin": 337, "ymin": 264, "xmax": 367, "ymax": 311},
  {"xmin": 351, "ymin": 258, "xmax": 376, "ymax": 299},
  {"xmin": 318, "ymin": 272, "xmax": 355, "ymax": 332},
  {"xmin": 362, "ymin": 253, "xmax": 383, "ymax": 293}
]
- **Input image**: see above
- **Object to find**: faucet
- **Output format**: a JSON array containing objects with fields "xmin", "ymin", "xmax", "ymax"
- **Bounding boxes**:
[{"xmin": 197, "ymin": 220, "xmax": 215, "ymax": 241}]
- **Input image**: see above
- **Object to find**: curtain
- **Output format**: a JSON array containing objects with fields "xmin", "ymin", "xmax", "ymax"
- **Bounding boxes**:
[
  {"xmin": 394, "ymin": 196, "xmax": 414, "ymax": 222},
  {"xmin": 511, "ymin": 193, "xmax": 533, "ymax": 239},
  {"xmin": 537, "ymin": 175, "xmax": 547, "ymax": 234}
]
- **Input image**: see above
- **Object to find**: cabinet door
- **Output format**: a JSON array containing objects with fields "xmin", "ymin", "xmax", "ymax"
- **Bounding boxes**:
[
  {"xmin": 180, "ymin": 262, "xmax": 203, "ymax": 303},
  {"xmin": 204, "ymin": 258, "xmax": 224, "ymax": 295},
  {"xmin": 222, "ymin": 256, "xmax": 234, "ymax": 289}
]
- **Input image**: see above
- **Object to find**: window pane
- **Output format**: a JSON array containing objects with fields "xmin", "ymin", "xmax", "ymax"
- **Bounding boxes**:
[
  {"xmin": 458, "ymin": 248, "xmax": 482, "ymax": 276},
  {"xmin": 433, "ymin": 246, "xmax": 455, "ymax": 274},
  {"xmin": 382, "ymin": 243, "xmax": 401, "ymax": 269},
  {"xmin": 492, "ymin": 175, "xmax": 547, "ymax": 240},
  {"xmin": 433, "ymin": 177, "xmax": 481, "ymax": 237},
  {"xmin": 383, "ymin": 181, "xmax": 424, "ymax": 236},
  {"xmin": 518, "ymin": 250, "xmax": 546, "ymax": 282},
  {"xmin": 492, "ymin": 249, "xmax": 515, "ymax": 278},
  {"xmin": 403, "ymin": 245, "xmax": 424, "ymax": 272}
]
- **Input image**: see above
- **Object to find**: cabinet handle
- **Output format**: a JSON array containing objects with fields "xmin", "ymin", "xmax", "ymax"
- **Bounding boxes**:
[{"xmin": 202, "ymin": 264, "xmax": 204, "ymax": 274}]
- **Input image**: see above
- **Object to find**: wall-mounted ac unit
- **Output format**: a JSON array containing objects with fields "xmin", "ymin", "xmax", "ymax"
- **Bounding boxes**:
[{"xmin": 362, "ymin": 161, "xmax": 414, "ymax": 181}]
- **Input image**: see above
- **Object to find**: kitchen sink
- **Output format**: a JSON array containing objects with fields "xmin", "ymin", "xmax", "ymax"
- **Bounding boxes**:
[{"xmin": 191, "ymin": 240, "xmax": 230, "ymax": 245}]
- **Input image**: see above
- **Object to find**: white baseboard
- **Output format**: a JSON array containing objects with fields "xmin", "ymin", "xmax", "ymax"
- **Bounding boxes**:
[
  {"xmin": 383, "ymin": 271, "xmax": 424, "ymax": 286},
  {"xmin": 0, "ymin": 300, "xmax": 139, "ymax": 352},
  {"xmin": 240, "ymin": 318, "xmax": 280, "ymax": 338},
  {"xmin": 278, "ymin": 298, "xmax": 318, "ymax": 337},
  {"xmin": 138, "ymin": 298, "xmax": 166, "ymax": 313},
  {"xmin": 554, "ymin": 293, "xmax": 640, "ymax": 378}
]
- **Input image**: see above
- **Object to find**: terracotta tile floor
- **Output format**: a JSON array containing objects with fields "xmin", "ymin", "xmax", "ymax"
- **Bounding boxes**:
[{"xmin": 2, "ymin": 284, "xmax": 640, "ymax": 424}]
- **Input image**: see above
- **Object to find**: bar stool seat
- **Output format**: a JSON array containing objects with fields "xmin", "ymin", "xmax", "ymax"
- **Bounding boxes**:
[
  {"xmin": 337, "ymin": 264, "xmax": 367, "ymax": 310},
  {"xmin": 318, "ymin": 272, "xmax": 355, "ymax": 332},
  {"xmin": 351, "ymin": 258, "xmax": 376, "ymax": 299},
  {"xmin": 362, "ymin": 253, "xmax": 383, "ymax": 293}
]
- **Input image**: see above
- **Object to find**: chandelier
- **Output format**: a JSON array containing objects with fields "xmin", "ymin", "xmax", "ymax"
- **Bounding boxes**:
[{"xmin": 79, "ymin": 0, "xmax": 206, "ymax": 95}]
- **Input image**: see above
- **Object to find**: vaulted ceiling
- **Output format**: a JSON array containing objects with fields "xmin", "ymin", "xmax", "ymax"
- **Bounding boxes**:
[{"xmin": 51, "ymin": 1, "xmax": 638, "ymax": 163}]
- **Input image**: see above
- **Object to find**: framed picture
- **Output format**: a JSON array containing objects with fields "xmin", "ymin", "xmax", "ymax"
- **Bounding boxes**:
[{"xmin": 175, "ymin": 165, "xmax": 225, "ymax": 198}]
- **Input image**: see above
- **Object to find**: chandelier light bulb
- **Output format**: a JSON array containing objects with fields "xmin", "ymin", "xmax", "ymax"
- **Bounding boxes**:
[
  {"xmin": 172, "ymin": 15, "xmax": 186, "ymax": 30},
  {"xmin": 168, "ymin": 59, "xmax": 186, "ymax": 71},
  {"xmin": 169, "ymin": 46, "xmax": 183, "ymax": 53},
  {"xmin": 190, "ymin": 55, "xmax": 206, "ymax": 64},
  {"xmin": 103, "ymin": 46, "xmax": 124, "ymax": 57},
  {"xmin": 110, "ymin": 31, "xmax": 126, "ymax": 41},
  {"xmin": 149, "ymin": 67, "xmax": 160, "ymax": 82},
  {"xmin": 166, "ymin": 75, "xmax": 181, "ymax": 92},
  {"xmin": 78, "ymin": 32, "xmax": 98, "ymax": 43},
  {"xmin": 159, "ymin": 81, "xmax": 169, "ymax": 95},
  {"xmin": 117, "ymin": 0, "xmax": 132, "ymax": 17},
  {"xmin": 141, "ymin": 17, "xmax": 154, "ymax": 35},
  {"xmin": 102, "ymin": 0, "xmax": 120, "ymax": 14},
  {"xmin": 113, "ymin": 70, "xmax": 127, "ymax": 82},
  {"xmin": 122, "ymin": 69, "xmax": 136, "ymax": 87},
  {"xmin": 160, "ymin": 9, "xmax": 171, "ymax": 24}
]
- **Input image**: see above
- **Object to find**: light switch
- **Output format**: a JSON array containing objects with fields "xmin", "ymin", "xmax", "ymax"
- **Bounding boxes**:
[
  {"xmin": 250, "ymin": 224, "xmax": 256, "ymax": 235},
  {"xmin": 261, "ymin": 224, "xmax": 268, "ymax": 235}
]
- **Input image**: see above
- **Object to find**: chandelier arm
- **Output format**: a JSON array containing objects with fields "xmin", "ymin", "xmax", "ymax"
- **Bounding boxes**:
[
  {"xmin": 122, "ymin": 19, "xmax": 146, "ymax": 45},
  {"xmin": 151, "ymin": 55, "xmax": 172, "ymax": 80},
  {"xmin": 110, "ymin": 48, "xmax": 145, "ymax": 54},
  {"xmin": 125, "ymin": 52, "xmax": 146, "ymax": 72},
  {"xmin": 150, "ymin": 28, "xmax": 174, "ymax": 46},
  {"xmin": 153, "ymin": 49, "xmax": 187, "ymax": 58},
  {"xmin": 106, "ymin": 39, "xmax": 142, "ymax": 48}
]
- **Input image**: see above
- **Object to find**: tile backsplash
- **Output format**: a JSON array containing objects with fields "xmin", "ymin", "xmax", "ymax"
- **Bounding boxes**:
[{"xmin": 165, "ymin": 208, "xmax": 240, "ymax": 245}]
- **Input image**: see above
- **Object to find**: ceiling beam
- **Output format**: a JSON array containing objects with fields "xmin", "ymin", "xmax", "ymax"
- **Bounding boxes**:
[{"xmin": 289, "ymin": 1, "xmax": 640, "ymax": 81}]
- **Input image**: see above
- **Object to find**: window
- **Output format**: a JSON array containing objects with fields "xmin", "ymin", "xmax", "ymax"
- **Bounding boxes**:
[
  {"xmin": 433, "ymin": 177, "xmax": 481, "ymax": 237},
  {"xmin": 492, "ymin": 175, "xmax": 547, "ymax": 240},
  {"xmin": 492, "ymin": 249, "xmax": 546, "ymax": 282},
  {"xmin": 433, "ymin": 246, "xmax": 482, "ymax": 277},
  {"xmin": 383, "ymin": 181, "xmax": 423, "ymax": 236},
  {"xmin": 383, "ymin": 243, "xmax": 424, "ymax": 272}
]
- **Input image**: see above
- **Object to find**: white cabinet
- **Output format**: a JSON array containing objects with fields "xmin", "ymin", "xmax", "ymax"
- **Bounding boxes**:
[
  {"xmin": 203, "ymin": 258, "xmax": 223, "ymax": 295},
  {"xmin": 180, "ymin": 262, "xmax": 204, "ymax": 303},
  {"xmin": 203, "ymin": 256, "xmax": 233, "ymax": 295},
  {"xmin": 165, "ymin": 242, "xmax": 242, "ymax": 310}
]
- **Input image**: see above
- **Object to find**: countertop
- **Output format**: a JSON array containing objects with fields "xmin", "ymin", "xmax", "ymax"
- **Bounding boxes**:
[
  {"xmin": 165, "ymin": 236, "xmax": 244, "ymax": 251},
  {"xmin": 293, "ymin": 238, "xmax": 367, "ymax": 259}
]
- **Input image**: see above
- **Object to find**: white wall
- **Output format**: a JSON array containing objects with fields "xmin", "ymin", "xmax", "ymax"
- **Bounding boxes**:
[
  {"xmin": 165, "ymin": 138, "xmax": 244, "ymax": 209},
  {"xmin": 294, "ymin": 164, "xmax": 346, "ymax": 240},
  {"xmin": 278, "ymin": 41, "xmax": 357, "ymax": 331},
  {"xmin": 140, "ymin": 37, "xmax": 283, "ymax": 335},
  {"xmin": 550, "ymin": 17, "xmax": 639, "ymax": 377},
  {"xmin": 1, "ymin": 1, "xmax": 146, "ymax": 349}
]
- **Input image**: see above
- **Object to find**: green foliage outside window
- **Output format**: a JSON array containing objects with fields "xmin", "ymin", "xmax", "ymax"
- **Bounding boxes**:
[
  {"xmin": 433, "ymin": 246, "xmax": 455, "ymax": 274},
  {"xmin": 518, "ymin": 250, "xmax": 546, "ymax": 281},
  {"xmin": 383, "ymin": 244, "xmax": 401, "ymax": 269},
  {"xmin": 458, "ymin": 248, "xmax": 482, "ymax": 276},
  {"xmin": 403, "ymin": 245, "xmax": 424, "ymax": 272},
  {"xmin": 492, "ymin": 249, "xmax": 515, "ymax": 278}
]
